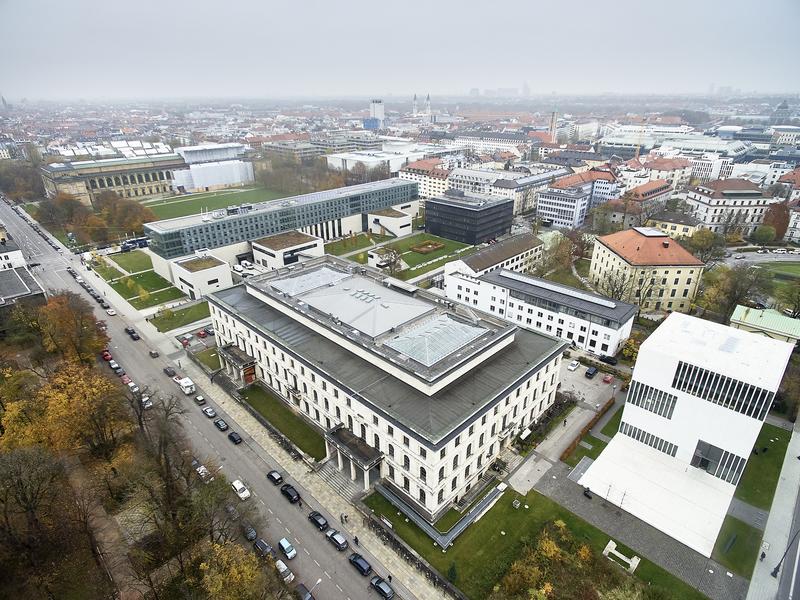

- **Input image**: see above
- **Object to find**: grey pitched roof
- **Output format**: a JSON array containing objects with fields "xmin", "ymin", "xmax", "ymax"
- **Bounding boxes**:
[
  {"xmin": 650, "ymin": 211, "xmax": 701, "ymax": 227},
  {"xmin": 463, "ymin": 233, "xmax": 543, "ymax": 273}
]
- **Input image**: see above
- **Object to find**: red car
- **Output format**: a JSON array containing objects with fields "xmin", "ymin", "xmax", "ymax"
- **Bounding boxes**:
[
  {"xmin": 121, "ymin": 375, "xmax": 132, "ymax": 384},
  {"xmin": 102, "ymin": 350, "xmax": 112, "ymax": 361},
  {"xmin": 181, "ymin": 338, "xmax": 190, "ymax": 348},
  {"xmin": 602, "ymin": 374, "xmax": 614, "ymax": 384},
  {"xmin": 197, "ymin": 330, "xmax": 207, "ymax": 339}
]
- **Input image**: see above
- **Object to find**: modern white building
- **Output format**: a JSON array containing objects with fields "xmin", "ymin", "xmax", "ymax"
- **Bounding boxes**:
[
  {"xmin": 450, "ymin": 132, "xmax": 530, "ymax": 156},
  {"xmin": 172, "ymin": 142, "xmax": 254, "ymax": 192},
  {"xmin": 0, "ymin": 232, "xmax": 26, "ymax": 270},
  {"xmin": 207, "ymin": 256, "xmax": 567, "ymax": 521},
  {"xmin": 445, "ymin": 269, "xmax": 637, "ymax": 356},
  {"xmin": 580, "ymin": 313, "xmax": 794, "ymax": 557},
  {"xmin": 536, "ymin": 185, "xmax": 591, "ymax": 228},
  {"xmin": 398, "ymin": 159, "xmax": 451, "ymax": 200},
  {"xmin": 252, "ymin": 231, "xmax": 324, "ymax": 270},
  {"xmin": 171, "ymin": 251, "xmax": 234, "ymax": 300},
  {"xmin": 689, "ymin": 153, "xmax": 734, "ymax": 183}
]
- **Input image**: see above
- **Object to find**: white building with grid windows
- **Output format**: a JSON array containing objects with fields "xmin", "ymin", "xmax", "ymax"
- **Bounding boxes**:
[
  {"xmin": 207, "ymin": 256, "xmax": 566, "ymax": 522},
  {"xmin": 580, "ymin": 313, "xmax": 793, "ymax": 557}
]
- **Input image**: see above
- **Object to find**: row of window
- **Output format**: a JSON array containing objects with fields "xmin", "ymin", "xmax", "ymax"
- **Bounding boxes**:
[
  {"xmin": 619, "ymin": 421, "xmax": 678, "ymax": 457},
  {"xmin": 690, "ymin": 440, "xmax": 746, "ymax": 485},
  {"xmin": 671, "ymin": 361, "xmax": 772, "ymax": 421},
  {"xmin": 626, "ymin": 380, "xmax": 677, "ymax": 419}
]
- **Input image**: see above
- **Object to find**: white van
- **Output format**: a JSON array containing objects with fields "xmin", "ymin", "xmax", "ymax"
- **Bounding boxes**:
[
  {"xmin": 241, "ymin": 260, "xmax": 253, "ymax": 269},
  {"xmin": 275, "ymin": 559, "xmax": 294, "ymax": 583},
  {"xmin": 232, "ymin": 264, "xmax": 244, "ymax": 273}
]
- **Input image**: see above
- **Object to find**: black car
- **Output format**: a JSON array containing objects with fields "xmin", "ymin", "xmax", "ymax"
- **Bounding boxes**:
[
  {"xmin": 113, "ymin": 367, "xmax": 125, "ymax": 376},
  {"xmin": 100, "ymin": 301, "xmax": 110, "ymax": 309},
  {"xmin": 370, "ymin": 576, "xmax": 395, "ymax": 599},
  {"xmin": 241, "ymin": 522, "xmax": 257, "ymax": 541},
  {"xmin": 163, "ymin": 366, "xmax": 177, "ymax": 377},
  {"xmin": 267, "ymin": 470, "xmax": 283, "ymax": 485},
  {"xmin": 94, "ymin": 296, "xmax": 105, "ymax": 304},
  {"xmin": 130, "ymin": 332, "xmax": 140, "ymax": 341},
  {"xmin": 294, "ymin": 583, "xmax": 314, "ymax": 600},
  {"xmin": 253, "ymin": 538, "xmax": 274, "ymax": 559},
  {"xmin": 308, "ymin": 511, "xmax": 328, "ymax": 531},
  {"xmin": 585, "ymin": 366, "xmax": 598, "ymax": 379},
  {"xmin": 348, "ymin": 553, "xmax": 372, "ymax": 576},
  {"xmin": 124, "ymin": 326, "xmax": 135, "ymax": 335},
  {"xmin": 204, "ymin": 326, "xmax": 215, "ymax": 336},
  {"xmin": 280, "ymin": 484, "xmax": 300, "ymax": 503},
  {"xmin": 228, "ymin": 431, "xmax": 243, "ymax": 444},
  {"xmin": 213, "ymin": 418, "xmax": 229, "ymax": 431},
  {"xmin": 599, "ymin": 355, "xmax": 618, "ymax": 366}
]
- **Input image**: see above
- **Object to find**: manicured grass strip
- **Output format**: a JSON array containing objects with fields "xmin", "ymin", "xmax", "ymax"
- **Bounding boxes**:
[
  {"xmin": 364, "ymin": 489, "xmax": 706, "ymax": 600},
  {"xmin": 575, "ymin": 258, "xmax": 591, "ymax": 279},
  {"xmin": 542, "ymin": 266, "xmax": 587, "ymax": 290},
  {"xmin": 711, "ymin": 515, "xmax": 762, "ymax": 578},
  {"xmin": 194, "ymin": 346, "xmax": 221, "ymax": 371},
  {"xmin": 600, "ymin": 406, "xmax": 623, "ymax": 438},
  {"xmin": 147, "ymin": 186, "xmax": 285, "ymax": 220},
  {"xmin": 128, "ymin": 287, "xmax": 186, "ymax": 309},
  {"xmin": 564, "ymin": 434, "xmax": 608, "ymax": 467},
  {"xmin": 387, "ymin": 233, "xmax": 470, "ymax": 268},
  {"xmin": 396, "ymin": 246, "xmax": 479, "ymax": 280},
  {"xmin": 150, "ymin": 301, "xmax": 210, "ymax": 332},
  {"xmin": 243, "ymin": 387, "xmax": 326, "ymax": 460},
  {"xmin": 92, "ymin": 262, "xmax": 124, "ymax": 281},
  {"xmin": 109, "ymin": 250, "xmax": 153, "ymax": 273},
  {"xmin": 734, "ymin": 422, "xmax": 790, "ymax": 510},
  {"xmin": 325, "ymin": 233, "xmax": 374, "ymax": 256},
  {"xmin": 109, "ymin": 270, "xmax": 173, "ymax": 298}
]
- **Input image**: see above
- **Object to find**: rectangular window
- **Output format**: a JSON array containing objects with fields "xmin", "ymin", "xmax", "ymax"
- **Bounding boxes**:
[{"xmin": 619, "ymin": 421, "xmax": 677, "ymax": 457}]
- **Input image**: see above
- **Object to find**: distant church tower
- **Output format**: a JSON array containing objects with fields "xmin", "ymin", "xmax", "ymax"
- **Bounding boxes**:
[
  {"xmin": 412, "ymin": 94, "xmax": 418, "ymax": 117},
  {"xmin": 424, "ymin": 93, "xmax": 431, "ymax": 116}
]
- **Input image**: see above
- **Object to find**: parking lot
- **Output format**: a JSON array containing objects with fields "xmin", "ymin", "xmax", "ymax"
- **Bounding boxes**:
[{"xmin": 560, "ymin": 360, "xmax": 618, "ymax": 407}]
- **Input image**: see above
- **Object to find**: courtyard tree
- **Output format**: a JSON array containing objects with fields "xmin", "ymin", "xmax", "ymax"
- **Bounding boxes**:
[
  {"xmin": 779, "ymin": 279, "xmax": 800, "ymax": 319},
  {"xmin": 701, "ymin": 264, "xmax": 773, "ymax": 320},
  {"xmin": 199, "ymin": 541, "xmax": 287, "ymax": 600},
  {"xmin": 685, "ymin": 229, "xmax": 725, "ymax": 263},
  {"xmin": 763, "ymin": 201, "xmax": 791, "ymax": 241},
  {"xmin": 752, "ymin": 224, "xmax": 776, "ymax": 246}
]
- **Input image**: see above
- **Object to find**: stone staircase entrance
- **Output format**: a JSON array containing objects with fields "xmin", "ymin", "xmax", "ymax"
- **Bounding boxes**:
[{"xmin": 317, "ymin": 460, "xmax": 361, "ymax": 501}]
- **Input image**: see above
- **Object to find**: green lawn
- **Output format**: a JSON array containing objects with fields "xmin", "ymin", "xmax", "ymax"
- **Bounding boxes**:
[
  {"xmin": 129, "ymin": 287, "xmax": 186, "ymax": 310},
  {"xmin": 734, "ymin": 423, "xmax": 790, "ymax": 510},
  {"xmin": 109, "ymin": 250, "xmax": 153, "ymax": 273},
  {"xmin": 242, "ymin": 387, "xmax": 326, "ymax": 460},
  {"xmin": 150, "ymin": 302, "xmax": 210, "ymax": 332},
  {"xmin": 760, "ymin": 261, "xmax": 800, "ymax": 293},
  {"xmin": 564, "ymin": 434, "xmax": 608, "ymax": 467},
  {"xmin": 387, "ymin": 233, "xmax": 470, "ymax": 268},
  {"xmin": 110, "ymin": 270, "xmax": 174, "ymax": 298},
  {"xmin": 92, "ymin": 261, "xmax": 124, "ymax": 281},
  {"xmin": 542, "ymin": 266, "xmax": 587, "ymax": 290},
  {"xmin": 364, "ymin": 489, "xmax": 706, "ymax": 600},
  {"xmin": 396, "ymin": 246, "xmax": 479, "ymax": 281},
  {"xmin": 194, "ymin": 346, "xmax": 221, "ymax": 371},
  {"xmin": 711, "ymin": 515, "xmax": 762, "ymax": 578},
  {"xmin": 146, "ymin": 186, "xmax": 285, "ymax": 220},
  {"xmin": 324, "ymin": 233, "xmax": 376, "ymax": 256},
  {"xmin": 600, "ymin": 406, "xmax": 623, "ymax": 438}
]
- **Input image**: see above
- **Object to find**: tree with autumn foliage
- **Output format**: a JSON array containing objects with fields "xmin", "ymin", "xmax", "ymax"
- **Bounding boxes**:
[
  {"xmin": 763, "ymin": 201, "xmax": 791, "ymax": 241},
  {"xmin": 199, "ymin": 541, "xmax": 289, "ymax": 600}
]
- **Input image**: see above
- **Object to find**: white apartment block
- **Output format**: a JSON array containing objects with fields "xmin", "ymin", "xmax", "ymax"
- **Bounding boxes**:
[
  {"xmin": 0, "ymin": 235, "xmax": 26, "ymax": 270},
  {"xmin": 689, "ymin": 153, "xmax": 734, "ymax": 183},
  {"xmin": 445, "ymin": 269, "xmax": 636, "ymax": 356},
  {"xmin": 450, "ymin": 132, "xmax": 529, "ymax": 156},
  {"xmin": 207, "ymin": 257, "xmax": 566, "ymax": 521},
  {"xmin": 642, "ymin": 157, "xmax": 692, "ymax": 190},
  {"xmin": 398, "ymin": 159, "xmax": 450, "ymax": 200},
  {"xmin": 536, "ymin": 184, "xmax": 591, "ymax": 228},
  {"xmin": 442, "ymin": 233, "xmax": 543, "ymax": 282},
  {"xmin": 252, "ymin": 230, "xmax": 324, "ymax": 270},
  {"xmin": 686, "ymin": 179, "xmax": 774, "ymax": 236},
  {"xmin": 787, "ymin": 205, "xmax": 800, "ymax": 243},
  {"xmin": 580, "ymin": 313, "xmax": 793, "ymax": 557}
]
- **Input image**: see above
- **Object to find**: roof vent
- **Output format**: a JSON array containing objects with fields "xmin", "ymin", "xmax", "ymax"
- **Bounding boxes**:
[{"xmin": 662, "ymin": 240, "xmax": 670, "ymax": 248}]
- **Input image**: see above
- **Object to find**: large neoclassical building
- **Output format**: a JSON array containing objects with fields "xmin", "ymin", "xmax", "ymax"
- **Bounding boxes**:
[{"xmin": 207, "ymin": 256, "xmax": 566, "ymax": 521}]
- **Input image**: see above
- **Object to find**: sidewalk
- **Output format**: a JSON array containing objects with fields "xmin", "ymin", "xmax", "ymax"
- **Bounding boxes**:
[
  {"xmin": 747, "ymin": 421, "xmax": 800, "ymax": 600},
  {"xmin": 177, "ymin": 355, "xmax": 448, "ymax": 600}
]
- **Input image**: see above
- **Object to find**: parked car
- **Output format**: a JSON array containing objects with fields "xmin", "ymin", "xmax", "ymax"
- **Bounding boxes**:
[
  {"xmin": 148, "ymin": 349, "xmax": 159, "ymax": 358},
  {"xmin": 241, "ymin": 522, "xmax": 257, "ymax": 541},
  {"xmin": 599, "ymin": 355, "xmax": 618, "ymax": 366},
  {"xmin": 294, "ymin": 583, "xmax": 313, "ymax": 600},
  {"xmin": 124, "ymin": 326, "xmax": 135, "ymax": 335},
  {"xmin": 734, "ymin": 254, "xmax": 745, "ymax": 259},
  {"xmin": 757, "ymin": 248, "xmax": 769, "ymax": 254},
  {"xmin": 224, "ymin": 504, "xmax": 240, "ymax": 521},
  {"xmin": 584, "ymin": 366, "xmax": 598, "ymax": 379},
  {"xmin": 308, "ymin": 511, "xmax": 328, "ymax": 531},
  {"xmin": 163, "ymin": 366, "xmax": 176, "ymax": 377},
  {"xmin": 233, "ymin": 264, "xmax": 244, "ymax": 273},
  {"xmin": 325, "ymin": 529, "xmax": 348, "ymax": 551},
  {"xmin": 202, "ymin": 406, "xmax": 217, "ymax": 418},
  {"xmin": 121, "ymin": 375, "xmax": 132, "ymax": 385},
  {"xmin": 140, "ymin": 396, "xmax": 153, "ymax": 410},
  {"xmin": 213, "ymin": 418, "xmax": 229, "ymax": 431},
  {"xmin": 195, "ymin": 463, "xmax": 214, "ymax": 484},
  {"xmin": 100, "ymin": 301, "xmax": 110, "ymax": 309},
  {"xmin": 231, "ymin": 479, "xmax": 251, "ymax": 500},
  {"xmin": 228, "ymin": 431, "xmax": 243, "ymax": 445},
  {"xmin": 204, "ymin": 326, "xmax": 215, "ymax": 336},
  {"xmin": 773, "ymin": 248, "xmax": 787, "ymax": 254},
  {"xmin": 253, "ymin": 538, "xmax": 274, "ymax": 559},
  {"xmin": 130, "ymin": 332, "xmax": 140, "ymax": 341},
  {"xmin": 194, "ymin": 395, "xmax": 207, "ymax": 405},
  {"xmin": 267, "ymin": 470, "xmax": 283, "ymax": 485},
  {"xmin": 197, "ymin": 330, "xmax": 207, "ymax": 338},
  {"xmin": 567, "ymin": 360, "xmax": 580, "ymax": 371},
  {"xmin": 280, "ymin": 484, "xmax": 300, "ymax": 503},
  {"xmin": 108, "ymin": 360, "xmax": 120, "ymax": 370},
  {"xmin": 106, "ymin": 308, "xmax": 117, "ymax": 316},
  {"xmin": 113, "ymin": 366, "xmax": 125, "ymax": 377},
  {"xmin": 370, "ymin": 576, "xmax": 395, "ymax": 599},
  {"xmin": 348, "ymin": 553, "xmax": 372, "ymax": 576},
  {"xmin": 275, "ymin": 559, "xmax": 295, "ymax": 583},
  {"xmin": 278, "ymin": 538, "xmax": 296, "ymax": 560},
  {"xmin": 602, "ymin": 374, "xmax": 614, "ymax": 384},
  {"xmin": 101, "ymin": 350, "xmax": 112, "ymax": 361},
  {"xmin": 127, "ymin": 381, "xmax": 140, "ymax": 394}
]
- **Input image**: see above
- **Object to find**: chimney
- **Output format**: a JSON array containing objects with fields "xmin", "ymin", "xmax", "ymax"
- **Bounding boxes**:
[{"xmin": 662, "ymin": 240, "xmax": 670, "ymax": 248}]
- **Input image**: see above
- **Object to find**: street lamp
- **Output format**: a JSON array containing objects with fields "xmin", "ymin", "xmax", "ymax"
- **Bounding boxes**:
[
  {"xmin": 771, "ymin": 527, "xmax": 800, "ymax": 578},
  {"xmin": 309, "ymin": 577, "xmax": 323, "ymax": 592}
]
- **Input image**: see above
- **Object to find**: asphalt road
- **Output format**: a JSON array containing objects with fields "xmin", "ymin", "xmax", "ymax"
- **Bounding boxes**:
[
  {"xmin": 0, "ymin": 199, "xmax": 405, "ymax": 600},
  {"xmin": 722, "ymin": 251, "xmax": 800, "ymax": 267}
]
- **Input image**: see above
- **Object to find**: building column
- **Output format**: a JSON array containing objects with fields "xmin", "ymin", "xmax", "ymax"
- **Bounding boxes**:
[
  {"xmin": 364, "ymin": 466, "xmax": 371, "ymax": 491},
  {"xmin": 336, "ymin": 447, "xmax": 343, "ymax": 471},
  {"xmin": 349, "ymin": 459, "xmax": 357, "ymax": 482}
]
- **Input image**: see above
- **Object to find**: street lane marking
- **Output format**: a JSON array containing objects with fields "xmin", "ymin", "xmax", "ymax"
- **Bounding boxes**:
[
  {"xmin": 284, "ymin": 527, "xmax": 290, "ymax": 534},
  {"xmin": 313, "ymin": 559, "xmax": 320, "ymax": 567},
  {"xmin": 336, "ymin": 584, "xmax": 343, "ymax": 592},
  {"xmin": 267, "ymin": 508, "xmax": 273, "ymax": 514},
  {"xmin": 304, "ymin": 548, "xmax": 310, "ymax": 556},
  {"xmin": 324, "ymin": 571, "xmax": 331, "ymax": 579}
]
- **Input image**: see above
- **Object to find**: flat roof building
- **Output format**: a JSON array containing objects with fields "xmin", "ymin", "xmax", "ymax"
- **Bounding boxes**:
[
  {"xmin": 208, "ymin": 256, "xmax": 566, "ymax": 520},
  {"xmin": 143, "ymin": 179, "xmax": 418, "ymax": 259},
  {"xmin": 580, "ymin": 313, "xmax": 793, "ymax": 556},
  {"xmin": 729, "ymin": 305, "xmax": 800, "ymax": 345},
  {"xmin": 425, "ymin": 190, "xmax": 513, "ymax": 245}
]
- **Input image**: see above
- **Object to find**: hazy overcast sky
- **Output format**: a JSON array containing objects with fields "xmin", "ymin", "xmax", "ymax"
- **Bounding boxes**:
[{"xmin": 1, "ymin": 0, "xmax": 798, "ymax": 100}]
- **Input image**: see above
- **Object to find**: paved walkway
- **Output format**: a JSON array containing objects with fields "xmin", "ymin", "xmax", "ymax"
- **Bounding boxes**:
[
  {"xmin": 63, "ymin": 454, "xmax": 142, "ymax": 600},
  {"xmin": 536, "ymin": 462, "xmax": 749, "ymax": 600},
  {"xmin": 728, "ymin": 497, "xmax": 768, "ymax": 531},
  {"xmin": 747, "ymin": 421, "xmax": 800, "ymax": 600}
]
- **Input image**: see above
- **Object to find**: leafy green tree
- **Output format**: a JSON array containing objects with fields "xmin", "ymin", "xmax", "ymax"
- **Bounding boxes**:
[
  {"xmin": 779, "ymin": 279, "xmax": 800, "ymax": 319},
  {"xmin": 701, "ymin": 265, "xmax": 773, "ymax": 320},
  {"xmin": 752, "ymin": 225, "xmax": 776, "ymax": 246},
  {"xmin": 685, "ymin": 229, "xmax": 725, "ymax": 262}
]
